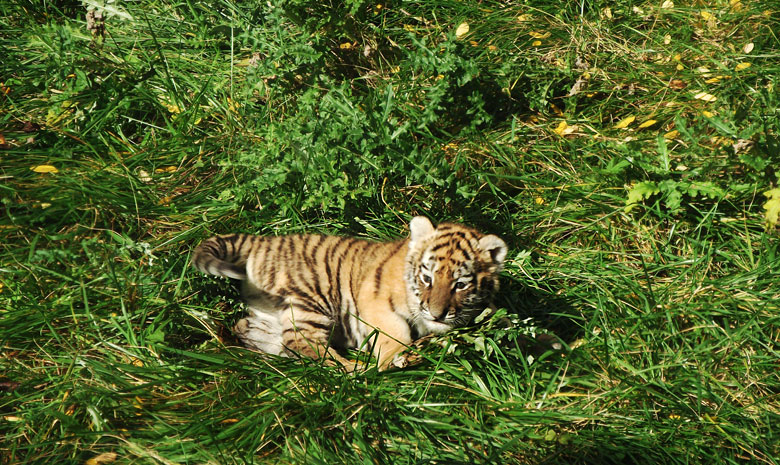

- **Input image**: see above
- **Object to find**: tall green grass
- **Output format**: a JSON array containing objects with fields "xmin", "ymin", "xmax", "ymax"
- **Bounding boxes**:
[{"xmin": 2, "ymin": 0, "xmax": 778, "ymax": 463}]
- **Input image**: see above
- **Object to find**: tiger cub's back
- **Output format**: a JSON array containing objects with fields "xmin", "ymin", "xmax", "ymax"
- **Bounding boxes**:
[{"xmin": 192, "ymin": 232, "xmax": 410, "ymax": 355}]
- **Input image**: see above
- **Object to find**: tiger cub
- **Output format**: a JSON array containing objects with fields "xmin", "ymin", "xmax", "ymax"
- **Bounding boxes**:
[{"xmin": 192, "ymin": 217, "xmax": 507, "ymax": 370}]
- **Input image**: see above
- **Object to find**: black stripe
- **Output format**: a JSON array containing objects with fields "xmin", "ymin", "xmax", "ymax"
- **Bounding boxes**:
[
  {"xmin": 389, "ymin": 293, "xmax": 399, "ymax": 313},
  {"xmin": 266, "ymin": 248, "xmax": 277, "ymax": 284},
  {"xmin": 332, "ymin": 238, "xmax": 358, "ymax": 304},
  {"xmin": 373, "ymin": 265, "xmax": 384, "ymax": 296},
  {"xmin": 431, "ymin": 242, "xmax": 449, "ymax": 252},
  {"xmin": 305, "ymin": 272, "xmax": 335, "ymax": 317},
  {"xmin": 459, "ymin": 243, "xmax": 473, "ymax": 261},
  {"xmin": 346, "ymin": 245, "xmax": 357, "ymax": 302},
  {"xmin": 289, "ymin": 235, "xmax": 299, "ymax": 264},
  {"xmin": 282, "ymin": 320, "xmax": 332, "ymax": 335},
  {"xmin": 309, "ymin": 235, "xmax": 325, "ymax": 259},
  {"xmin": 286, "ymin": 284, "xmax": 328, "ymax": 314},
  {"xmin": 300, "ymin": 235, "xmax": 314, "ymax": 268},
  {"xmin": 341, "ymin": 309, "xmax": 353, "ymax": 345},
  {"xmin": 214, "ymin": 236, "xmax": 229, "ymax": 259},
  {"xmin": 305, "ymin": 236, "xmax": 335, "ymax": 315},
  {"xmin": 372, "ymin": 242, "xmax": 404, "ymax": 296},
  {"xmin": 233, "ymin": 234, "xmax": 247, "ymax": 259},
  {"xmin": 323, "ymin": 239, "xmax": 339, "ymax": 305}
]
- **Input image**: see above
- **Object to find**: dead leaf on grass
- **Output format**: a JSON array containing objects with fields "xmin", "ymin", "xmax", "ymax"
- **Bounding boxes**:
[
  {"xmin": 455, "ymin": 22, "xmax": 469, "ymax": 39},
  {"xmin": 85, "ymin": 453, "xmax": 117, "ymax": 465},
  {"xmin": 31, "ymin": 165, "xmax": 58, "ymax": 173},
  {"xmin": 614, "ymin": 115, "xmax": 636, "ymax": 129}
]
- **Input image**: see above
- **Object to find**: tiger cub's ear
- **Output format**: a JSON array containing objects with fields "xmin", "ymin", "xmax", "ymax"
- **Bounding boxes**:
[
  {"xmin": 409, "ymin": 216, "xmax": 435, "ymax": 247},
  {"xmin": 478, "ymin": 235, "xmax": 508, "ymax": 267}
]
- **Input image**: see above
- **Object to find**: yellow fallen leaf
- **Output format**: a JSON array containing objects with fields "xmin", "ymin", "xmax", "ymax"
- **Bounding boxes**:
[
  {"xmin": 155, "ymin": 166, "xmax": 177, "ymax": 173},
  {"xmin": 162, "ymin": 102, "xmax": 181, "ymax": 114},
  {"xmin": 339, "ymin": 42, "xmax": 352, "ymax": 49},
  {"xmin": 535, "ymin": 197, "xmax": 545, "ymax": 205},
  {"xmin": 516, "ymin": 14, "xmax": 532, "ymax": 22},
  {"xmin": 531, "ymin": 40, "xmax": 542, "ymax": 46},
  {"xmin": 487, "ymin": 45, "xmax": 498, "ymax": 52},
  {"xmin": 764, "ymin": 188, "xmax": 780, "ymax": 229},
  {"xmin": 603, "ymin": 7, "xmax": 612, "ymax": 19},
  {"xmin": 693, "ymin": 91, "xmax": 717, "ymax": 102},
  {"xmin": 552, "ymin": 121, "xmax": 577, "ymax": 136},
  {"xmin": 705, "ymin": 76, "xmax": 722, "ymax": 84},
  {"xmin": 614, "ymin": 115, "xmax": 636, "ymax": 129},
  {"xmin": 31, "ymin": 165, "xmax": 58, "ymax": 173},
  {"xmin": 638, "ymin": 119, "xmax": 657, "ymax": 129},
  {"xmin": 735, "ymin": 62, "xmax": 751, "ymax": 71},
  {"xmin": 529, "ymin": 31, "xmax": 551, "ymax": 39},
  {"xmin": 702, "ymin": 110, "xmax": 714, "ymax": 117},
  {"xmin": 676, "ymin": 63, "xmax": 684, "ymax": 70},
  {"xmin": 701, "ymin": 11, "xmax": 714, "ymax": 20},
  {"xmin": 743, "ymin": 43, "xmax": 754, "ymax": 53},
  {"xmin": 664, "ymin": 130, "xmax": 679, "ymax": 139},
  {"xmin": 85, "ymin": 452, "xmax": 117, "ymax": 465},
  {"xmin": 455, "ymin": 22, "xmax": 469, "ymax": 39}
]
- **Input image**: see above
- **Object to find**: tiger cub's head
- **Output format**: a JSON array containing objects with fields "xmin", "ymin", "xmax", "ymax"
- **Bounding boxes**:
[{"xmin": 404, "ymin": 216, "xmax": 508, "ymax": 335}]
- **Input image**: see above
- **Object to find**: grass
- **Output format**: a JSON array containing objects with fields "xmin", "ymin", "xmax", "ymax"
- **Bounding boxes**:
[{"xmin": 1, "ymin": 0, "xmax": 779, "ymax": 463}]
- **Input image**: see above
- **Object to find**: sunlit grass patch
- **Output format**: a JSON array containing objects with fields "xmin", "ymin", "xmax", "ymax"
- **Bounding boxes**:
[{"xmin": 2, "ymin": 0, "xmax": 778, "ymax": 463}]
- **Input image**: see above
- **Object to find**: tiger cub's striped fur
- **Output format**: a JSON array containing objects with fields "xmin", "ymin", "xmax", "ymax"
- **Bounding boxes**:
[{"xmin": 192, "ymin": 217, "xmax": 507, "ymax": 370}]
